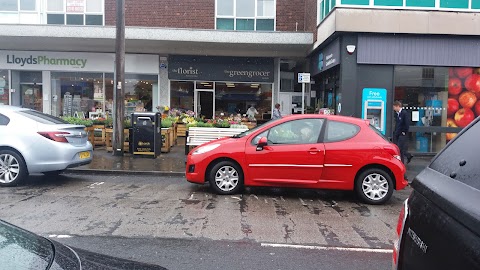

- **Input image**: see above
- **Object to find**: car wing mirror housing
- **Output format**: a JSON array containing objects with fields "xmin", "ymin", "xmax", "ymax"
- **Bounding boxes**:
[{"xmin": 256, "ymin": 137, "xmax": 268, "ymax": 151}]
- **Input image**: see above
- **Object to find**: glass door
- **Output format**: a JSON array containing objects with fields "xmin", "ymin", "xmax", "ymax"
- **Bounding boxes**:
[
  {"xmin": 194, "ymin": 81, "xmax": 215, "ymax": 119},
  {"xmin": 21, "ymin": 84, "xmax": 43, "ymax": 112}
]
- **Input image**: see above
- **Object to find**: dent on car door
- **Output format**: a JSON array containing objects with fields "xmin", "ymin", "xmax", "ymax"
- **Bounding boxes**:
[
  {"xmin": 321, "ymin": 120, "xmax": 361, "ymax": 188},
  {"xmin": 245, "ymin": 118, "xmax": 325, "ymax": 184}
]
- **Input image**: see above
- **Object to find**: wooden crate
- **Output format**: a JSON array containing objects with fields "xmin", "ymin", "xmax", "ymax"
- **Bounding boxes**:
[
  {"xmin": 106, "ymin": 128, "xmax": 130, "ymax": 152},
  {"xmin": 161, "ymin": 128, "xmax": 171, "ymax": 153},
  {"xmin": 177, "ymin": 123, "xmax": 187, "ymax": 137},
  {"xmin": 93, "ymin": 125, "xmax": 106, "ymax": 146},
  {"xmin": 169, "ymin": 127, "xmax": 175, "ymax": 148},
  {"xmin": 85, "ymin": 126, "xmax": 95, "ymax": 149}
]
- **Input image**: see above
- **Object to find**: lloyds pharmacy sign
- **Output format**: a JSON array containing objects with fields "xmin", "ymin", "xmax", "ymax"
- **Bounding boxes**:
[{"xmin": 6, "ymin": 54, "xmax": 87, "ymax": 68}]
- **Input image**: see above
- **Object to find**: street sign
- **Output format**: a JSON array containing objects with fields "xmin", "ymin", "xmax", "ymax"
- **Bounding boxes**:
[{"xmin": 298, "ymin": 73, "xmax": 311, "ymax": 83}]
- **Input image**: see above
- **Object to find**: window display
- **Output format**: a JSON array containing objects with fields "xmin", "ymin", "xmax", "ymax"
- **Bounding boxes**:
[
  {"xmin": 51, "ymin": 72, "xmax": 103, "ymax": 117},
  {"xmin": 394, "ymin": 66, "xmax": 480, "ymax": 153},
  {"xmin": 0, "ymin": 70, "xmax": 9, "ymax": 105}
]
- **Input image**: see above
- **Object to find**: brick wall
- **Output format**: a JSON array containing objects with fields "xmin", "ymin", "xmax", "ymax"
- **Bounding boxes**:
[
  {"xmin": 276, "ymin": 0, "xmax": 307, "ymax": 32},
  {"xmin": 105, "ymin": 0, "xmax": 214, "ymax": 29},
  {"xmin": 304, "ymin": 0, "xmax": 318, "ymax": 40}
]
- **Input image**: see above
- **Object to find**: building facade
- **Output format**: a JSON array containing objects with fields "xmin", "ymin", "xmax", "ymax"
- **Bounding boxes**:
[{"xmin": 1, "ymin": 0, "xmax": 479, "ymax": 153}]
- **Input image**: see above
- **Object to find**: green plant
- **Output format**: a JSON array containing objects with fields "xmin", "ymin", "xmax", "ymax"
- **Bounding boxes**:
[
  {"xmin": 124, "ymin": 119, "xmax": 132, "ymax": 129},
  {"xmin": 161, "ymin": 119, "xmax": 173, "ymax": 128},
  {"xmin": 92, "ymin": 118, "xmax": 107, "ymax": 125},
  {"xmin": 62, "ymin": 117, "xmax": 93, "ymax": 127}
]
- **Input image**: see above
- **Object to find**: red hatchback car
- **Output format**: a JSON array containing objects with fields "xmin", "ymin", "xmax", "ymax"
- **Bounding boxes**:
[{"xmin": 186, "ymin": 114, "xmax": 408, "ymax": 204}]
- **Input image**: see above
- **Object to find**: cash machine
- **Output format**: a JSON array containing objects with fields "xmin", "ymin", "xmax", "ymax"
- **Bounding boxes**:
[{"xmin": 361, "ymin": 88, "xmax": 387, "ymax": 135}]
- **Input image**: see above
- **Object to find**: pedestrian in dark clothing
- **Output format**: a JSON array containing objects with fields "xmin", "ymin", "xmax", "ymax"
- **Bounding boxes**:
[{"xmin": 393, "ymin": 101, "xmax": 413, "ymax": 164}]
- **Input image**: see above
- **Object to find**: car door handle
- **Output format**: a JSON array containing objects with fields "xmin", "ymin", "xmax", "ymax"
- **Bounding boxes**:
[{"xmin": 308, "ymin": 148, "xmax": 323, "ymax": 154}]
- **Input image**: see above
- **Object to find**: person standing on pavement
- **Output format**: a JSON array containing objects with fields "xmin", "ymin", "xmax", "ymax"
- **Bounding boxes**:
[
  {"xmin": 393, "ymin": 101, "xmax": 413, "ymax": 164},
  {"xmin": 272, "ymin": 103, "xmax": 282, "ymax": 120}
]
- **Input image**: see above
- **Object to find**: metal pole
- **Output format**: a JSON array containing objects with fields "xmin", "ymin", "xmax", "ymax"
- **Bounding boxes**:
[
  {"xmin": 113, "ymin": 0, "xmax": 125, "ymax": 156},
  {"xmin": 302, "ymin": 82, "xmax": 305, "ymax": 114}
]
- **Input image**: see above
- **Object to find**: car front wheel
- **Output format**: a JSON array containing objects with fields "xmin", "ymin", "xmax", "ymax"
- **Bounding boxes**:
[
  {"xmin": 355, "ymin": 168, "xmax": 393, "ymax": 205},
  {"xmin": 209, "ymin": 161, "xmax": 244, "ymax": 195},
  {"xmin": 0, "ymin": 150, "xmax": 27, "ymax": 187}
]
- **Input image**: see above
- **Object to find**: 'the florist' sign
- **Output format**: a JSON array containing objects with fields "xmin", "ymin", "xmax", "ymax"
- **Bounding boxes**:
[{"xmin": 7, "ymin": 54, "xmax": 87, "ymax": 68}]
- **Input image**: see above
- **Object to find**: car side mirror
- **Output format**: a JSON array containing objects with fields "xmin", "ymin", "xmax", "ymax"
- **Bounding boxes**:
[{"xmin": 256, "ymin": 137, "xmax": 268, "ymax": 151}]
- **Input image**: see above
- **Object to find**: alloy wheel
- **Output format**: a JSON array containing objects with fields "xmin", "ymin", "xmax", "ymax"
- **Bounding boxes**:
[
  {"xmin": 214, "ymin": 165, "xmax": 239, "ymax": 192},
  {"xmin": 0, "ymin": 154, "xmax": 20, "ymax": 184},
  {"xmin": 362, "ymin": 173, "xmax": 389, "ymax": 201}
]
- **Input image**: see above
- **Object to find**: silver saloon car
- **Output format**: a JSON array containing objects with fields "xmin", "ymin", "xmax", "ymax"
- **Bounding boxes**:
[{"xmin": 0, "ymin": 105, "xmax": 93, "ymax": 186}]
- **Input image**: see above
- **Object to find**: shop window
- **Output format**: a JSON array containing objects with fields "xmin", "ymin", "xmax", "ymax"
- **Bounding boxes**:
[
  {"xmin": 394, "ymin": 66, "xmax": 480, "ymax": 153},
  {"xmin": 105, "ymin": 74, "xmax": 157, "ymax": 117},
  {"xmin": 47, "ymin": 14, "xmax": 64, "ymax": 24},
  {"xmin": 0, "ymin": 70, "xmax": 9, "ymax": 105},
  {"xmin": 214, "ymin": 82, "xmax": 272, "ymax": 120},
  {"xmin": 19, "ymin": 13, "xmax": 38, "ymax": 24},
  {"xmin": 170, "ymin": 81, "xmax": 194, "ymax": 112},
  {"xmin": 51, "ymin": 72, "xmax": 103, "ymax": 118},
  {"xmin": 216, "ymin": 0, "xmax": 275, "ymax": 31},
  {"xmin": 0, "ymin": 0, "xmax": 17, "ymax": 11}
]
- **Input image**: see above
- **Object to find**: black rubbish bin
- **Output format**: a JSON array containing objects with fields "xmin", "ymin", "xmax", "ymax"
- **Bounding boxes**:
[{"xmin": 131, "ymin": 112, "xmax": 162, "ymax": 158}]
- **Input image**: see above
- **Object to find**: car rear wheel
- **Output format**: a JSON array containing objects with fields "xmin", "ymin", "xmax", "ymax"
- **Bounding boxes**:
[
  {"xmin": 0, "ymin": 150, "xmax": 27, "ymax": 187},
  {"xmin": 355, "ymin": 168, "xmax": 393, "ymax": 205},
  {"xmin": 209, "ymin": 161, "xmax": 244, "ymax": 195}
]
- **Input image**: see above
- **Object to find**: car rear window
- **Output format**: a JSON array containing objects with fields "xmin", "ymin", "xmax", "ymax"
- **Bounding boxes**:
[
  {"xmin": 324, "ymin": 120, "xmax": 359, "ymax": 142},
  {"xmin": 0, "ymin": 113, "xmax": 9, "ymax": 125},
  {"xmin": 430, "ymin": 119, "xmax": 480, "ymax": 190},
  {"xmin": 17, "ymin": 110, "xmax": 68, "ymax": 125},
  {"xmin": 369, "ymin": 124, "xmax": 390, "ymax": 142}
]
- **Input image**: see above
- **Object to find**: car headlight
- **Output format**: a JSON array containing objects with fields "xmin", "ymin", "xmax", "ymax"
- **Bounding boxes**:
[{"xmin": 192, "ymin": 144, "xmax": 221, "ymax": 155}]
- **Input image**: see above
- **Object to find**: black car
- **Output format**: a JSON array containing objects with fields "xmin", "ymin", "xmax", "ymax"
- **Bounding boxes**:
[
  {"xmin": 0, "ymin": 219, "xmax": 166, "ymax": 270},
  {"xmin": 393, "ymin": 117, "xmax": 480, "ymax": 269}
]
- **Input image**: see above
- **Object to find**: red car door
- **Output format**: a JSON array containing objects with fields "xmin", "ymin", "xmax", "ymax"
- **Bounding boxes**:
[{"xmin": 245, "ymin": 118, "xmax": 325, "ymax": 185}]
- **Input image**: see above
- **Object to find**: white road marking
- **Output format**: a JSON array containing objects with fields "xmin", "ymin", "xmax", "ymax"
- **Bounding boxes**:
[
  {"xmin": 188, "ymin": 193, "xmax": 195, "ymax": 200},
  {"xmin": 299, "ymin": 198, "xmax": 307, "ymax": 206},
  {"xmin": 261, "ymin": 243, "xmax": 392, "ymax": 254},
  {"xmin": 250, "ymin": 194, "xmax": 259, "ymax": 200},
  {"xmin": 231, "ymin": 196, "xmax": 242, "ymax": 201},
  {"xmin": 280, "ymin": 196, "xmax": 285, "ymax": 201},
  {"xmin": 49, "ymin": 234, "xmax": 73, "ymax": 239},
  {"xmin": 88, "ymin": 182, "xmax": 104, "ymax": 188}
]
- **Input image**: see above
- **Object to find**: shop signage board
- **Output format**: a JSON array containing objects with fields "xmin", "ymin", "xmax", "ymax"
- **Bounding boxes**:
[
  {"xmin": 0, "ymin": 51, "xmax": 159, "ymax": 74},
  {"xmin": 168, "ymin": 55, "xmax": 274, "ymax": 83},
  {"xmin": 298, "ymin": 73, "xmax": 310, "ymax": 83},
  {"xmin": 310, "ymin": 38, "xmax": 341, "ymax": 76},
  {"xmin": 66, "ymin": 0, "xmax": 85, "ymax": 12}
]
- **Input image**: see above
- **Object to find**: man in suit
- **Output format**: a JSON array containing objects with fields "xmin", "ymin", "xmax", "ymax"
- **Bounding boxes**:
[{"xmin": 393, "ymin": 101, "xmax": 413, "ymax": 164}]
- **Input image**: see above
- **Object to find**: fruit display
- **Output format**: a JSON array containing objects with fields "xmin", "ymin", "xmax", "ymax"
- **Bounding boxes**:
[{"xmin": 447, "ymin": 67, "xmax": 480, "ymax": 141}]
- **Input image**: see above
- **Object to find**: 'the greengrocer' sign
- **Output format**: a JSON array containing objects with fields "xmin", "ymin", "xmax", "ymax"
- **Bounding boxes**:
[{"xmin": 6, "ymin": 54, "xmax": 87, "ymax": 68}]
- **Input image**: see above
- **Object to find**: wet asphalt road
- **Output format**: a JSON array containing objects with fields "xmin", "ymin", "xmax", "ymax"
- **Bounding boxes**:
[{"xmin": 0, "ymin": 173, "xmax": 411, "ymax": 269}]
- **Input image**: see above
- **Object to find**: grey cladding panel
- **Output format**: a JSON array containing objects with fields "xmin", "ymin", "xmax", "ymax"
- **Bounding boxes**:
[{"xmin": 358, "ymin": 35, "xmax": 480, "ymax": 67}]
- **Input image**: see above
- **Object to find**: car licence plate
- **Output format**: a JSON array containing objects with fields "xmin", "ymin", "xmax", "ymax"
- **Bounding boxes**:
[{"xmin": 79, "ymin": 151, "xmax": 91, "ymax": 159}]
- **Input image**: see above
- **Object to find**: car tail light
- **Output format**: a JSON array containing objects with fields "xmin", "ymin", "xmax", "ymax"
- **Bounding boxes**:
[
  {"xmin": 38, "ymin": 132, "xmax": 69, "ymax": 143},
  {"xmin": 393, "ymin": 199, "xmax": 409, "ymax": 269}
]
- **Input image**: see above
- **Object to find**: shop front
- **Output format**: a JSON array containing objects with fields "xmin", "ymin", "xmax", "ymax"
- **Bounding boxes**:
[
  {"xmin": 0, "ymin": 50, "xmax": 159, "ymax": 118},
  {"xmin": 168, "ymin": 55, "xmax": 275, "ymax": 122},
  {"xmin": 309, "ymin": 38, "xmax": 341, "ymax": 115},
  {"xmin": 318, "ymin": 34, "xmax": 480, "ymax": 154}
]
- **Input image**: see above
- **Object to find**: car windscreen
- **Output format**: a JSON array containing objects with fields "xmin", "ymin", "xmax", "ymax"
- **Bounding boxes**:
[
  {"xmin": 17, "ymin": 110, "xmax": 68, "ymax": 125},
  {"xmin": 429, "ymin": 119, "xmax": 480, "ymax": 190},
  {"xmin": 232, "ymin": 118, "xmax": 281, "ymax": 138},
  {"xmin": 368, "ymin": 124, "xmax": 390, "ymax": 142},
  {"xmin": 0, "ymin": 221, "xmax": 54, "ymax": 270}
]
